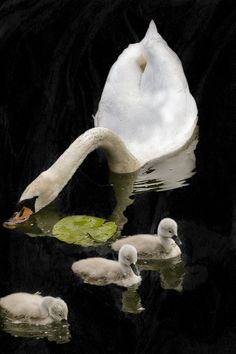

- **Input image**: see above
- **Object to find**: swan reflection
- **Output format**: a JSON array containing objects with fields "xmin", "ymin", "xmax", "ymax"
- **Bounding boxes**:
[
  {"xmin": 110, "ymin": 129, "xmax": 198, "ymax": 229},
  {"xmin": 6, "ymin": 204, "xmax": 61, "ymax": 237},
  {"xmin": 134, "ymin": 128, "xmax": 198, "ymax": 193}
]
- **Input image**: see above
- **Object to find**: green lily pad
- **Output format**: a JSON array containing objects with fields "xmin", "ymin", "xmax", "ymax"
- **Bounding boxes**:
[{"xmin": 52, "ymin": 215, "xmax": 117, "ymax": 246}]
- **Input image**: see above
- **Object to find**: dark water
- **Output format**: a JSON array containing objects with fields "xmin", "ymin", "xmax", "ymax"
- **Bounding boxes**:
[{"xmin": 1, "ymin": 0, "xmax": 236, "ymax": 353}]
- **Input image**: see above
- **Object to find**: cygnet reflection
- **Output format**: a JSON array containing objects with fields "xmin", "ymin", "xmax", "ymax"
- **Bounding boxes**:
[
  {"xmin": 138, "ymin": 255, "xmax": 185, "ymax": 292},
  {"xmin": 121, "ymin": 284, "xmax": 145, "ymax": 314},
  {"xmin": 0, "ymin": 309, "xmax": 70, "ymax": 344}
]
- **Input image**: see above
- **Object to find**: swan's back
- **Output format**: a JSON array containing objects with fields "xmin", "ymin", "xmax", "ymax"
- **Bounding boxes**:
[{"xmin": 94, "ymin": 20, "xmax": 197, "ymax": 164}]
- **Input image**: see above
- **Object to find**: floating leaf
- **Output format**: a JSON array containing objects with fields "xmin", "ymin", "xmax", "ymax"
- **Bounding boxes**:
[{"xmin": 52, "ymin": 215, "xmax": 117, "ymax": 246}]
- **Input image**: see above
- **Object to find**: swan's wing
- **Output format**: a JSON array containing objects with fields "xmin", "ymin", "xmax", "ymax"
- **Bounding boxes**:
[
  {"xmin": 139, "ymin": 21, "xmax": 198, "ymax": 152},
  {"xmin": 140, "ymin": 20, "xmax": 188, "ymax": 92},
  {"xmin": 94, "ymin": 41, "xmax": 143, "ymax": 130},
  {"xmin": 94, "ymin": 20, "xmax": 197, "ymax": 164}
]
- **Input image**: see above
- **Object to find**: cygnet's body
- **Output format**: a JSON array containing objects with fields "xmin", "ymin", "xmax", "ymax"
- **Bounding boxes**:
[
  {"xmin": 0, "ymin": 292, "xmax": 68, "ymax": 325},
  {"xmin": 72, "ymin": 244, "xmax": 141, "ymax": 287},
  {"xmin": 112, "ymin": 218, "xmax": 181, "ymax": 260}
]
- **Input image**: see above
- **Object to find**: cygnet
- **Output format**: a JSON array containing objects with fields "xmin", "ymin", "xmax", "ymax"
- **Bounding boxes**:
[{"xmin": 72, "ymin": 244, "xmax": 141, "ymax": 287}]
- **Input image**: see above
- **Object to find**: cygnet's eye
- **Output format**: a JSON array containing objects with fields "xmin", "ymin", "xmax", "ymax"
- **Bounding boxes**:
[{"xmin": 56, "ymin": 312, "xmax": 64, "ymax": 319}]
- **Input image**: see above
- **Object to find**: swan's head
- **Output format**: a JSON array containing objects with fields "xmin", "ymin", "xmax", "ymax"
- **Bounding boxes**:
[
  {"xmin": 119, "ymin": 244, "xmax": 140, "ymax": 275},
  {"xmin": 44, "ymin": 297, "xmax": 68, "ymax": 322},
  {"xmin": 3, "ymin": 171, "xmax": 59, "ymax": 227},
  {"xmin": 157, "ymin": 218, "xmax": 182, "ymax": 245}
]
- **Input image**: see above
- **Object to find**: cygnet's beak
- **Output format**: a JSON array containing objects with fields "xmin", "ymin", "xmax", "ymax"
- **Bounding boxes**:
[
  {"xmin": 130, "ymin": 263, "xmax": 140, "ymax": 276},
  {"xmin": 3, "ymin": 207, "xmax": 33, "ymax": 228},
  {"xmin": 172, "ymin": 235, "xmax": 182, "ymax": 246}
]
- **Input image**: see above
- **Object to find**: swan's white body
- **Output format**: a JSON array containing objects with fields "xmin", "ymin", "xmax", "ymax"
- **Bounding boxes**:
[
  {"xmin": 112, "ymin": 218, "xmax": 181, "ymax": 260},
  {"xmin": 5, "ymin": 20, "xmax": 197, "ymax": 218},
  {"xmin": 0, "ymin": 293, "xmax": 68, "ymax": 324},
  {"xmin": 95, "ymin": 20, "xmax": 197, "ymax": 165},
  {"xmin": 72, "ymin": 244, "xmax": 141, "ymax": 287}
]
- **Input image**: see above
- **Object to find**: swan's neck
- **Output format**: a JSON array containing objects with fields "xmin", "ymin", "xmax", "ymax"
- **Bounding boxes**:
[{"xmin": 48, "ymin": 127, "xmax": 140, "ymax": 188}]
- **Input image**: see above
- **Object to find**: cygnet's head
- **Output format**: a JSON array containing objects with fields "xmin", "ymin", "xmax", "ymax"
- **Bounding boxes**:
[
  {"xmin": 44, "ymin": 297, "xmax": 68, "ymax": 322},
  {"xmin": 158, "ymin": 218, "xmax": 177, "ymax": 237},
  {"xmin": 157, "ymin": 218, "xmax": 181, "ymax": 245},
  {"xmin": 119, "ymin": 244, "xmax": 139, "ymax": 275}
]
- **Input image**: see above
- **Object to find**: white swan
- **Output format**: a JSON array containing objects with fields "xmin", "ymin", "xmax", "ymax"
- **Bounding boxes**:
[
  {"xmin": 0, "ymin": 292, "xmax": 68, "ymax": 324},
  {"xmin": 112, "ymin": 218, "xmax": 182, "ymax": 260},
  {"xmin": 94, "ymin": 21, "xmax": 197, "ymax": 165},
  {"xmin": 71, "ymin": 244, "xmax": 141, "ymax": 287},
  {"xmin": 4, "ymin": 20, "xmax": 197, "ymax": 225}
]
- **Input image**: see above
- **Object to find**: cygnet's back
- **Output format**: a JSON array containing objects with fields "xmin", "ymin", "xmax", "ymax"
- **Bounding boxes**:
[
  {"xmin": 72, "ymin": 244, "xmax": 141, "ymax": 287},
  {"xmin": 0, "ymin": 292, "xmax": 44, "ymax": 319}
]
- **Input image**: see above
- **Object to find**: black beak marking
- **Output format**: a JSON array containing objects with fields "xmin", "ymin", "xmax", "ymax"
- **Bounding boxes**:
[
  {"xmin": 172, "ymin": 234, "xmax": 182, "ymax": 246},
  {"xmin": 130, "ymin": 263, "xmax": 140, "ymax": 276},
  {"xmin": 16, "ymin": 196, "xmax": 38, "ymax": 213}
]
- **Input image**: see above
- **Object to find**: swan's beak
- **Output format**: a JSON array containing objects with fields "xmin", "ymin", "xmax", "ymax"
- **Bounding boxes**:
[
  {"xmin": 130, "ymin": 263, "xmax": 140, "ymax": 276},
  {"xmin": 172, "ymin": 235, "xmax": 182, "ymax": 246},
  {"xmin": 3, "ymin": 207, "xmax": 33, "ymax": 228}
]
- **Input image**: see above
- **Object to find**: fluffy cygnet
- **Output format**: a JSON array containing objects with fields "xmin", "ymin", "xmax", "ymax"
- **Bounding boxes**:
[
  {"xmin": 112, "ymin": 218, "xmax": 182, "ymax": 260},
  {"xmin": 71, "ymin": 244, "xmax": 141, "ymax": 287},
  {"xmin": 0, "ymin": 292, "xmax": 68, "ymax": 324}
]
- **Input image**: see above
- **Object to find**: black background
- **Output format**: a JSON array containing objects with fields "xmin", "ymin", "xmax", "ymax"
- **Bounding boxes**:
[{"xmin": 1, "ymin": 0, "xmax": 236, "ymax": 353}]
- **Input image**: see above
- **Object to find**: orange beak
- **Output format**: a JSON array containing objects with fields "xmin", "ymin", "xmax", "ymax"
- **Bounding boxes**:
[{"xmin": 3, "ymin": 207, "xmax": 33, "ymax": 229}]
